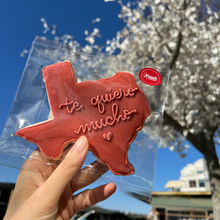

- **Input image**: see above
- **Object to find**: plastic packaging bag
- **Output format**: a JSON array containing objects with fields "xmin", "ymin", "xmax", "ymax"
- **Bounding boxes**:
[{"xmin": 0, "ymin": 37, "xmax": 169, "ymax": 202}]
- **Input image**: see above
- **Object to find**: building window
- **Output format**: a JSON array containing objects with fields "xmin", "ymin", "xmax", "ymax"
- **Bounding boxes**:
[
  {"xmin": 197, "ymin": 170, "xmax": 203, "ymax": 174},
  {"xmin": 189, "ymin": 180, "xmax": 196, "ymax": 187},
  {"xmin": 199, "ymin": 179, "xmax": 205, "ymax": 187}
]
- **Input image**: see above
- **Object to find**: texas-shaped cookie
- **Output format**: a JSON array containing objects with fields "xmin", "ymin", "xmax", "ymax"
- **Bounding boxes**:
[{"xmin": 16, "ymin": 61, "xmax": 151, "ymax": 176}]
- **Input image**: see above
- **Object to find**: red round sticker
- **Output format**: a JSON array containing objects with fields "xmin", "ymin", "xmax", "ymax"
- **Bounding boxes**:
[{"xmin": 139, "ymin": 68, "xmax": 162, "ymax": 86}]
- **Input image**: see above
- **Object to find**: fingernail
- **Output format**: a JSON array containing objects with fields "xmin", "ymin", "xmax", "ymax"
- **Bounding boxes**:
[{"xmin": 73, "ymin": 136, "xmax": 87, "ymax": 154}]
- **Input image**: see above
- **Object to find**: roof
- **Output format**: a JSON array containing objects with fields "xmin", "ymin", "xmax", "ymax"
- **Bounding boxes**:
[
  {"xmin": 150, "ymin": 196, "xmax": 212, "ymax": 209},
  {"xmin": 0, "ymin": 183, "xmax": 15, "ymax": 190},
  {"xmin": 80, "ymin": 206, "xmax": 146, "ymax": 218},
  {"xmin": 151, "ymin": 191, "xmax": 212, "ymax": 209},
  {"xmin": 164, "ymin": 180, "xmax": 183, "ymax": 188},
  {"xmin": 82, "ymin": 206, "xmax": 119, "ymax": 215},
  {"xmin": 152, "ymin": 191, "xmax": 211, "ymax": 196}
]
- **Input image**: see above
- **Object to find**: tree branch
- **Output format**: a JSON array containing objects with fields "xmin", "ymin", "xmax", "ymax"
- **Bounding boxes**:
[
  {"xmin": 183, "ymin": 0, "xmax": 192, "ymax": 10},
  {"xmin": 169, "ymin": 32, "xmax": 182, "ymax": 69},
  {"xmin": 163, "ymin": 112, "xmax": 207, "ymax": 155},
  {"xmin": 169, "ymin": 0, "xmax": 190, "ymax": 69}
]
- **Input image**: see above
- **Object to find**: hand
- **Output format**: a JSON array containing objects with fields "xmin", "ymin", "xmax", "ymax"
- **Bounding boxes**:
[{"xmin": 4, "ymin": 136, "xmax": 116, "ymax": 220}]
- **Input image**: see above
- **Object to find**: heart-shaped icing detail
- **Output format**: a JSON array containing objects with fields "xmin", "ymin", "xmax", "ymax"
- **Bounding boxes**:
[
  {"xmin": 16, "ymin": 61, "xmax": 151, "ymax": 176},
  {"xmin": 103, "ymin": 132, "xmax": 112, "ymax": 141}
]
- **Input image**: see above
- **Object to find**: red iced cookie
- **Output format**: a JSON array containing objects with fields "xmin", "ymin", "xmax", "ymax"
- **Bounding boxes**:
[{"xmin": 16, "ymin": 61, "xmax": 151, "ymax": 175}]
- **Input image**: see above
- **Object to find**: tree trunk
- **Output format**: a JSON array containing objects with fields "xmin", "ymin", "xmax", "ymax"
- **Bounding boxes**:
[
  {"xmin": 204, "ymin": 139, "xmax": 220, "ymax": 219},
  {"xmin": 163, "ymin": 113, "xmax": 220, "ymax": 218}
]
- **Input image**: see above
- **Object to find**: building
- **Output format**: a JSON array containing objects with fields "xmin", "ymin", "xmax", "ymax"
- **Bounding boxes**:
[
  {"xmin": 150, "ymin": 191, "xmax": 213, "ymax": 219},
  {"xmin": 164, "ymin": 159, "xmax": 210, "ymax": 192},
  {"xmin": 73, "ymin": 206, "xmax": 148, "ymax": 220},
  {"xmin": 150, "ymin": 159, "xmax": 214, "ymax": 219},
  {"xmin": 0, "ymin": 183, "xmax": 15, "ymax": 219}
]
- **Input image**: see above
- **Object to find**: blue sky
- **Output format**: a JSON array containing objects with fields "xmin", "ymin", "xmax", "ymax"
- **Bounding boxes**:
[{"xmin": 0, "ymin": 0, "xmax": 219, "ymax": 215}]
